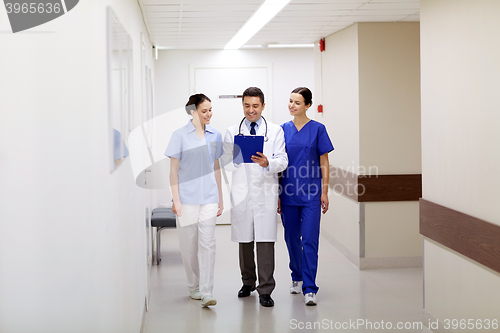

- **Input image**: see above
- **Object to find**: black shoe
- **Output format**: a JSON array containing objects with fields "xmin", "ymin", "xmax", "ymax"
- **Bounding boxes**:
[
  {"xmin": 238, "ymin": 285, "xmax": 256, "ymax": 297},
  {"xmin": 259, "ymin": 294, "xmax": 274, "ymax": 307}
]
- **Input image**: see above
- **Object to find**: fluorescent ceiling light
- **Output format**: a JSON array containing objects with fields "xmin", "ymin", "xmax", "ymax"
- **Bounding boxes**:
[
  {"xmin": 242, "ymin": 44, "xmax": 315, "ymax": 49},
  {"xmin": 241, "ymin": 45, "xmax": 266, "ymax": 49},
  {"xmin": 224, "ymin": 0, "xmax": 292, "ymax": 50}
]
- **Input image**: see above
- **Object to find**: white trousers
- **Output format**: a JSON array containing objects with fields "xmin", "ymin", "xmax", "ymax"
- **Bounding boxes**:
[{"xmin": 176, "ymin": 203, "xmax": 218, "ymax": 298}]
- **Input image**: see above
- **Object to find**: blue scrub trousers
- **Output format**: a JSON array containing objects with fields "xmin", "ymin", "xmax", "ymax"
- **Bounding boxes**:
[{"xmin": 281, "ymin": 204, "xmax": 321, "ymax": 294}]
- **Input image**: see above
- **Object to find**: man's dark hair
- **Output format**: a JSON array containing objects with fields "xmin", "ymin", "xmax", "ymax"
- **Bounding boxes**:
[{"xmin": 242, "ymin": 87, "xmax": 264, "ymax": 105}]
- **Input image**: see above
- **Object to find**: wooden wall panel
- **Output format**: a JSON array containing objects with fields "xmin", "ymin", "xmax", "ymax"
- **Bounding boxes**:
[
  {"xmin": 420, "ymin": 199, "xmax": 500, "ymax": 274},
  {"xmin": 358, "ymin": 174, "xmax": 422, "ymax": 202},
  {"xmin": 329, "ymin": 166, "xmax": 421, "ymax": 202}
]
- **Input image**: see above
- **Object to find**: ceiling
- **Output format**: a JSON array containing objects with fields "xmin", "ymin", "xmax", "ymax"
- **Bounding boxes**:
[{"xmin": 138, "ymin": 0, "xmax": 420, "ymax": 49}]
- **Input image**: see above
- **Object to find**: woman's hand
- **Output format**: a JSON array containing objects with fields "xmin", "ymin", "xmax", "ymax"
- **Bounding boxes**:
[
  {"xmin": 321, "ymin": 193, "xmax": 329, "ymax": 214},
  {"xmin": 277, "ymin": 198, "xmax": 282, "ymax": 215},
  {"xmin": 172, "ymin": 201, "xmax": 182, "ymax": 217},
  {"xmin": 319, "ymin": 153, "xmax": 330, "ymax": 214},
  {"xmin": 217, "ymin": 202, "xmax": 224, "ymax": 217}
]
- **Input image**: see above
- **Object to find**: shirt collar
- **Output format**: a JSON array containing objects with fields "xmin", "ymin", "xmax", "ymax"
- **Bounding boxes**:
[
  {"xmin": 186, "ymin": 120, "xmax": 215, "ymax": 134},
  {"xmin": 205, "ymin": 124, "xmax": 215, "ymax": 134},
  {"xmin": 244, "ymin": 117, "xmax": 263, "ymax": 130},
  {"xmin": 186, "ymin": 120, "xmax": 196, "ymax": 133}
]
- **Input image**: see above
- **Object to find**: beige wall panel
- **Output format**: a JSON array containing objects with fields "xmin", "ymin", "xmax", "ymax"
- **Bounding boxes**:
[
  {"xmin": 317, "ymin": 24, "xmax": 361, "ymax": 260},
  {"xmin": 365, "ymin": 202, "xmax": 421, "ymax": 258},
  {"xmin": 421, "ymin": 0, "xmax": 500, "ymax": 224},
  {"xmin": 322, "ymin": 190, "xmax": 360, "ymax": 258},
  {"xmin": 425, "ymin": 239, "xmax": 500, "ymax": 323},
  {"xmin": 421, "ymin": 0, "xmax": 500, "ymax": 327},
  {"xmin": 319, "ymin": 24, "xmax": 360, "ymax": 170},
  {"xmin": 358, "ymin": 22, "xmax": 421, "ymax": 175}
]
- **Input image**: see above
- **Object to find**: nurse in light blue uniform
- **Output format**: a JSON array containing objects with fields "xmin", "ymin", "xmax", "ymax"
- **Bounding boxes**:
[
  {"xmin": 165, "ymin": 93, "xmax": 223, "ymax": 307},
  {"xmin": 279, "ymin": 87, "xmax": 334, "ymax": 306}
]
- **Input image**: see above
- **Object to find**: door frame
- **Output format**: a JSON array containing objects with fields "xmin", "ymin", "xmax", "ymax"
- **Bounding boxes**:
[{"xmin": 189, "ymin": 63, "xmax": 274, "ymax": 123}]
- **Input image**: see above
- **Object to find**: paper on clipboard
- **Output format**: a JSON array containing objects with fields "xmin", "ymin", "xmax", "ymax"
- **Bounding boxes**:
[
  {"xmin": 176, "ymin": 204, "xmax": 200, "ymax": 227},
  {"xmin": 233, "ymin": 135, "xmax": 264, "ymax": 163}
]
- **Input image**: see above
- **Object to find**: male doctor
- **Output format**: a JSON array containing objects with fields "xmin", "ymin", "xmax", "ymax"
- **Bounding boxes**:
[{"xmin": 222, "ymin": 87, "xmax": 288, "ymax": 307}]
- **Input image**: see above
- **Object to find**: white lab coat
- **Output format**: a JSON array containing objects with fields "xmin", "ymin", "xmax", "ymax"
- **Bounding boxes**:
[{"xmin": 222, "ymin": 118, "xmax": 288, "ymax": 242}]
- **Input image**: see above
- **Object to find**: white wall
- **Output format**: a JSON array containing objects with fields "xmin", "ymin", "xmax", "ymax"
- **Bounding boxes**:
[
  {"xmin": 152, "ymin": 48, "xmax": 314, "ymax": 206},
  {"xmin": 0, "ymin": 1, "xmax": 154, "ymax": 332},
  {"xmin": 154, "ymin": 48, "xmax": 314, "ymax": 124},
  {"xmin": 421, "ymin": 0, "xmax": 500, "ymax": 325}
]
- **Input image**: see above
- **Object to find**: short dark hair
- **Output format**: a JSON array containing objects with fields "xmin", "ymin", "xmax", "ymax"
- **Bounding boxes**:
[
  {"xmin": 242, "ymin": 87, "xmax": 264, "ymax": 105},
  {"xmin": 291, "ymin": 87, "xmax": 313, "ymax": 106},
  {"xmin": 185, "ymin": 93, "xmax": 211, "ymax": 116}
]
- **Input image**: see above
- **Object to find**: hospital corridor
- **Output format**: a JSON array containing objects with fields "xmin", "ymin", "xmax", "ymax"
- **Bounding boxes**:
[{"xmin": 1, "ymin": 0, "xmax": 499, "ymax": 332}]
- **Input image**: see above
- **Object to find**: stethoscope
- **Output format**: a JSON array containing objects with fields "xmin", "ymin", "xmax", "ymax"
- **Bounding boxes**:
[{"xmin": 237, "ymin": 116, "xmax": 269, "ymax": 142}]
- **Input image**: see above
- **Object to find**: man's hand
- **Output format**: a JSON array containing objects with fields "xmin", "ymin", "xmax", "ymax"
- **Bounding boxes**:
[{"xmin": 251, "ymin": 152, "xmax": 269, "ymax": 168}]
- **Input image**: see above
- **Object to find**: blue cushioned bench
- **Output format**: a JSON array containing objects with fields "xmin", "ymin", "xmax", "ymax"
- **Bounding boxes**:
[{"xmin": 151, "ymin": 207, "xmax": 176, "ymax": 265}]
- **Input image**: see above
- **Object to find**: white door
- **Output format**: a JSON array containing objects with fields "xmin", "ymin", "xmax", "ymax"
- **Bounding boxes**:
[{"xmin": 192, "ymin": 65, "xmax": 272, "ymax": 224}]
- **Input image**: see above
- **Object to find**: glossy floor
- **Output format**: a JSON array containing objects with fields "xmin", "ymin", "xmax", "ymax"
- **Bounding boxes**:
[{"xmin": 144, "ymin": 224, "xmax": 424, "ymax": 333}]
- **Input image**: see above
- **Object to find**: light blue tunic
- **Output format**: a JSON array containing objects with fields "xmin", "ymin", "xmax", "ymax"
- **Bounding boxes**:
[{"xmin": 165, "ymin": 120, "xmax": 223, "ymax": 205}]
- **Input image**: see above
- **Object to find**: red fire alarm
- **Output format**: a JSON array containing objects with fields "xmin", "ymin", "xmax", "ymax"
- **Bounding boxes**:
[
  {"xmin": 319, "ymin": 38, "xmax": 325, "ymax": 52},
  {"xmin": 317, "ymin": 104, "xmax": 323, "ymax": 113}
]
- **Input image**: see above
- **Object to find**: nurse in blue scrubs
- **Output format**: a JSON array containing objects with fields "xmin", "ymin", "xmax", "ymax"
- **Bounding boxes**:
[{"xmin": 279, "ymin": 87, "xmax": 334, "ymax": 306}]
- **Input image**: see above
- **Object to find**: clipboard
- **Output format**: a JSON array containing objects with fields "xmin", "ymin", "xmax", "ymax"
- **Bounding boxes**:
[{"xmin": 233, "ymin": 135, "xmax": 264, "ymax": 163}]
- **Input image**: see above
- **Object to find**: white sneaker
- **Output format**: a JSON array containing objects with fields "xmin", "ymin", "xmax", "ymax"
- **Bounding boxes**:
[
  {"xmin": 304, "ymin": 293, "xmax": 317, "ymax": 306},
  {"xmin": 201, "ymin": 295, "xmax": 217, "ymax": 307},
  {"xmin": 189, "ymin": 289, "xmax": 202, "ymax": 300},
  {"xmin": 290, "ymin": 281, "xmax": 303, "ymax": 294}
]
